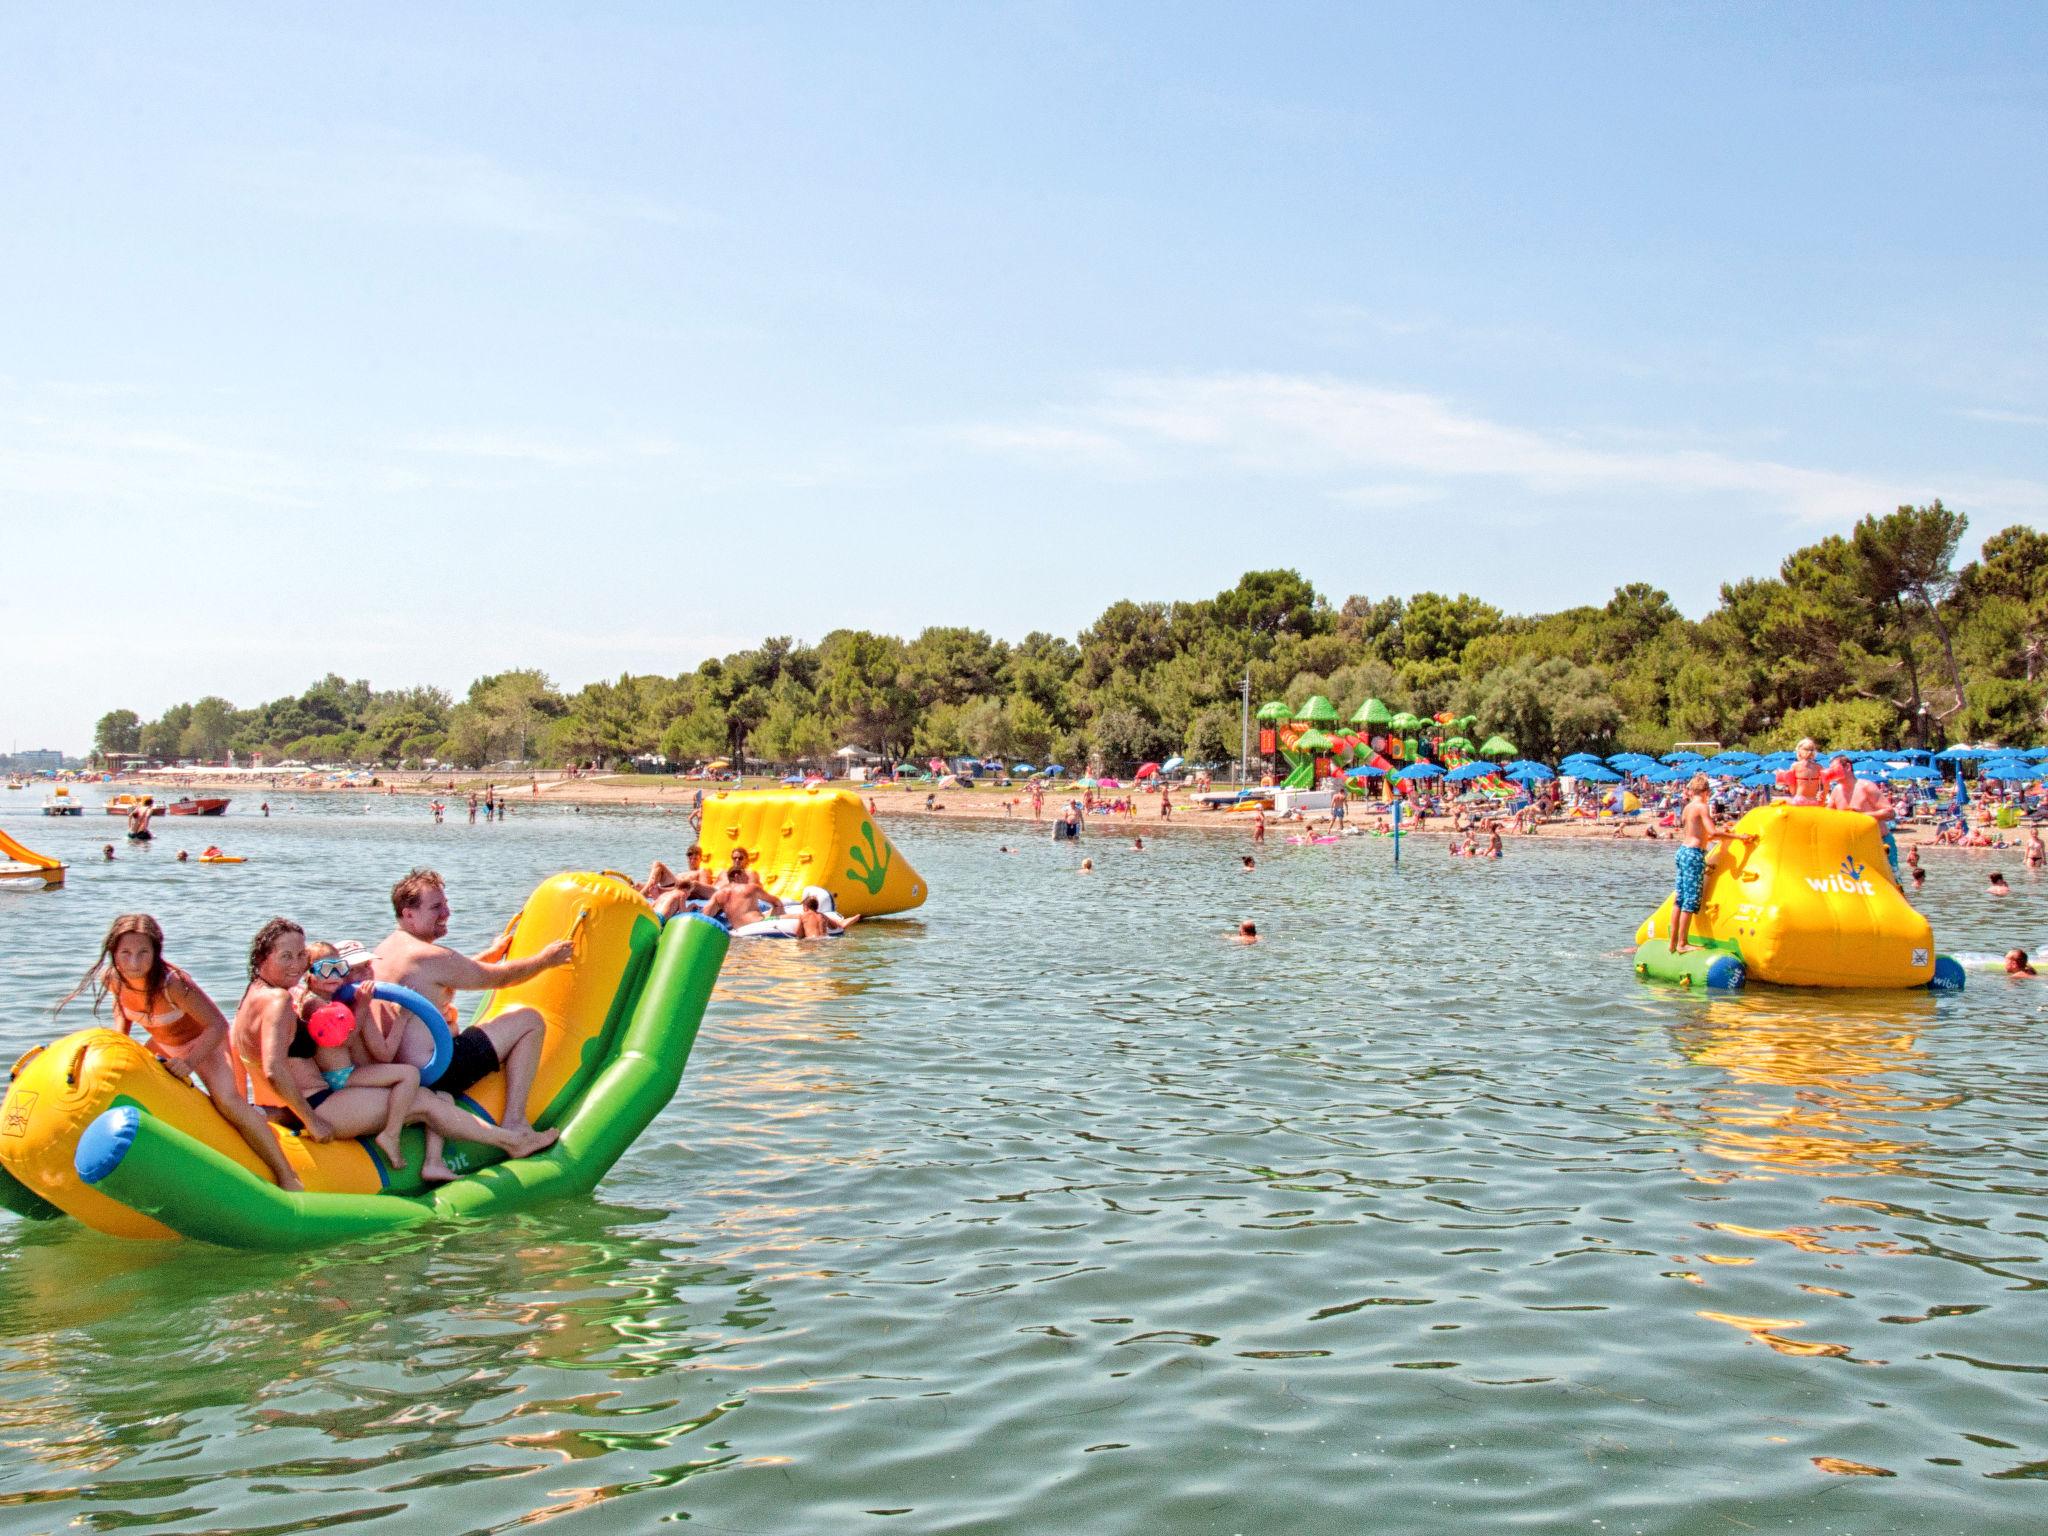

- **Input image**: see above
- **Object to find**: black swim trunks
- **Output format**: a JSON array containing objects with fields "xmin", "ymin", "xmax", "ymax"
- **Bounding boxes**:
[
  {"xmin": 436, "ymin": 1026, "xmax": 501, "ymax": 1098},
  {"xmin": 271, "ymin": 1086, "xmax": 333, "ymax": 1133}
]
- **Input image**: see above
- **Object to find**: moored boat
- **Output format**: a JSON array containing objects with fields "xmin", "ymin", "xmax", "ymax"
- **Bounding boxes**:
[
  {"xmin": 41, "ymin": 786, "xmax": 83, "ymax": 816},
  {"xmin": 164, "ymin": 797, "xmax": 230, "ymax": 816}
]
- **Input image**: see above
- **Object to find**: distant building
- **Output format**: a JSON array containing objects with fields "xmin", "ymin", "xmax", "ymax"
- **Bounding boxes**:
[{"xmin": 2, "ymin": 749, "xmax": 66, "ymax": 773}]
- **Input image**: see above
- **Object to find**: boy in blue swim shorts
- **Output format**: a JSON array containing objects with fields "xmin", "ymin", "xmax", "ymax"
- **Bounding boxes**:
[{"xmin": 1671, "ymin": 773, "xmax": 1752, "ymax": 953}]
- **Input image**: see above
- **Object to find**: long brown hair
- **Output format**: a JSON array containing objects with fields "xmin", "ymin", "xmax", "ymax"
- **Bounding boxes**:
[
  {"xmin": 246, "ymin": 917, "xmax": 305, "ymax": 986},
  {"xmin": 56, "ymin": 913, "xmax": 166, "ymax": 1019}
]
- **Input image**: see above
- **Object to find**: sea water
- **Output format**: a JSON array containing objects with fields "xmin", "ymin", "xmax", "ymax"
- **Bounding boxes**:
[{"xmin": 2, "ymin": 792, "xmax": 2045, "ymax": 1533}]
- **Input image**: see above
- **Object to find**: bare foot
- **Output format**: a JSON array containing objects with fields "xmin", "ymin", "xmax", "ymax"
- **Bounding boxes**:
[
  {"xmin": 375, "ymin": 1129, "xmax": 407, "ymax": 1169},
  {"xmin": 420, "ymin": 1157, "xmax": 458, "ymax": 1184},
  {"xmin": 275, "ymin": 1169, "xmax": 306, "ymax": 1193},
  {"xmin": 1672, "ymin": 943, "xmax": 1694, "ymax": 954},
  {"xmin": 508, "ymin": 1126, "xmax": 560, "ymax": 1158}
]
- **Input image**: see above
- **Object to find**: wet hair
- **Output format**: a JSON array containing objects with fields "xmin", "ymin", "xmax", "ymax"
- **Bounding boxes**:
[
  {"xmin": 247, "ymin": 917, "xmax": 305, "ymax": 982},
  {"xmin": 391, "ymin": 867, "xmax": 444, "ymax": 918},
  {"xmin": 57, "ymin": 913, "xmax": 165, "ymax": 1019},
  {"xmin": 802, "ymin": 894, "xmax": 819, "ymax": 911},
  {"xmin": 1239, "ymin": 920, "xmax": 1258, "ymax": 937},
  {"xmin": 1991, "ymin": 872, "xmax": 2009, "ymax": 885},
  {"xmin": 2009, "ymin": 948, "xmax": 2031, "ymax": 969},
  {"xmin": 1242, "ymin": 855, "xmax": 1255, "ymax": 867}
]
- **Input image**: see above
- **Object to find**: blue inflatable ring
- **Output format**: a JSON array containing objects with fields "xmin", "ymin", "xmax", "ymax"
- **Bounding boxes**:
[{"xmin": 335, "ymin": 980, "xmax": 453, "ymax": 1087}]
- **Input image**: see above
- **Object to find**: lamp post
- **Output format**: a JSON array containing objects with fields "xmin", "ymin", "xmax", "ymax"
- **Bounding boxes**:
[{"xmin": 1239, "ymin": 670, "xmax": 1251, "ymax": 787}]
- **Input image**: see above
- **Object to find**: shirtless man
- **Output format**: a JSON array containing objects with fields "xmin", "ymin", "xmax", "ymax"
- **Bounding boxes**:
[
  {"xmin": 793, "ymin": 894, "xmax": 860, "ymax": 938},
  {"xmin": 371, "ymin": 868, "xmax": 575, "ymax": 1137},
  {"xmin": 1830, "ymin": 756, "xmax": 1901, "ymax": 881},
  {"xmin": 701, "ymin": 852, "xmax": 784, "ymax": 928},
  {"xmin": 1671, "ymin": 773, "xmax": 1753, "ymax": 953}
]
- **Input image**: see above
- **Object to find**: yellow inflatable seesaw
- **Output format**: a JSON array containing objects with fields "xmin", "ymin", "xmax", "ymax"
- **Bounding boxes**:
[
  {"xmin": 1633, "ymin": 804, "xmax": 1962, "ymax": 992},
  {"xmin": 699, "ymin": 787, "xmax": 925, "ymax": 917}
]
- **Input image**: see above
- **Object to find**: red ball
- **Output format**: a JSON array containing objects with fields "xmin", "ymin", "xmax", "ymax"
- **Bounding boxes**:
[{"xmin": 306, "ymin": 1001, "xmax": 355, "ymax": 1049}]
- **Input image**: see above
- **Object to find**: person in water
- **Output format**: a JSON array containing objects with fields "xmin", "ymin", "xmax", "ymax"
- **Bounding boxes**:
[
  {"xmin": 701, "ymin": 853, "xmax": 784, "ymax": 927},
  {"xmin": 1235, "ymin": 920, "xmax": 1258, "ymax": 944},
  {"xmin": 1911, "ymin": 865, "xmax": 1926, "ymax": 893},
  {"xmin": 101, "ymin": 843, "xmax": 115, "ymax": 861},
  {"xmin": 1242, "ymin": 855, "xmax": 1255, "ymax": 870},
  {"xmin": 1671, "ymin": 774, "xmax": 1753, "ymax": 953},
  {"xmin": 298, "ymin": 941, "xmax": 424, "ymax": 1169},
  {"xmin": 125, "ymin": 796, "xmax": 153, "ymax": 841},
  {"xmin": 2006, "ymin": 948, "xmax": 2037, "ymax": 977},
  {"xmin": 793, "ymin": 895, "xmax": 860, "ymax": 938},
  {"xmin": 2027, "ymin": 826, "xmax": 2046, "ymax": 871},
  {"xmin": 235, "ymin": 918, "xmax": 558, "ymax": 1179},
  {"xmin": 60, "ymin": 913, "xmax": 302, "ymax": 1191},
  {"xmin": 1989, "ymin": 871, "xmax": 2010, "ymax": 896},
  {"xmin": 370, "ymin": 870, "xmax": 574, "ymax": 1141}
]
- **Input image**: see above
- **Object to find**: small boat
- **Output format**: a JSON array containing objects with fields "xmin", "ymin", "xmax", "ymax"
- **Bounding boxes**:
[
  {"xmin": 105, "ymin": 793, "xmax": 149, "ymax": 816},
  {"xmin": 165, "ymin": 797, "xmax": 230, "ymax": 816},
  {"xmin": 41, "ymin": 786, "xmax": 83, "ymax": 816},
  {"xmin": 4, "ymin": 779, "xmax": 25, "ymax": 791}
]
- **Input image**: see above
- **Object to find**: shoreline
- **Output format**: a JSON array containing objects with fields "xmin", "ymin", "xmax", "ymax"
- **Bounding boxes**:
[{"xmin": 90, "ymin": 770, "xmax": 1996, "ymax": 850}]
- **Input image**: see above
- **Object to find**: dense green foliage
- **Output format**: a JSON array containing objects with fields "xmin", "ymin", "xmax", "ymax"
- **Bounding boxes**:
[{"xmin": 101, "ymin": 505, "xmax": 2048, "ymax": 771}]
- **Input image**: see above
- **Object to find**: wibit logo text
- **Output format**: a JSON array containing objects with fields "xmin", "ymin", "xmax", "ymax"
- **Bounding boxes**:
[{"xmin": 1805, "ymin": 855, "xmax": 1875, "ymax": 896}]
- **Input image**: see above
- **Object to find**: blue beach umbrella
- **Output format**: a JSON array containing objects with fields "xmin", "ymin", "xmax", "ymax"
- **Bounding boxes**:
[
  {"xmin": 1934, "ymin": 745, "xmax": 1980, "ymax": 761},
  {"xmin": 1041, "ymin": 764, "xmax": 1065, "ymax": 777},
  {"xmin": 1983, "ymin": 763, "xmax": 2039, "ymax": 781},
  {"xmin": 1741, "ymin": 770, "xmax": 1778, "ymax": 788},
  {"xmin": 1575, "ymin": 765, "xmax": 1622, "ymax": 783},
  {"xmin": 1447, "ymin": 762, "xmax": 1495, "ymax": 781},
  {"xmin": 1345, "ymin": 764, "xmax": 1385, "ymax": 778},
  {"xmin": 1661, "ymin": 751, "xmax": 1704, "ymax": 764},
  {"xmin": 1397, "ymin": 763, "xmax": 1444, "ymax": 781},
  {"xmin": 1887, "ymin": 764, "xmax": 1940, "ymax": 781},
  {"xmin": 1161, "ymin": 755, "xmax": 1184, "ymax": 772},
  {"xmin": 1012, "ymin": 764, "xmax": 1036, "ymax": 774},
  {"xmin": 1507, "ymin": 761, "xmax": 1555, "ymax": 779}
]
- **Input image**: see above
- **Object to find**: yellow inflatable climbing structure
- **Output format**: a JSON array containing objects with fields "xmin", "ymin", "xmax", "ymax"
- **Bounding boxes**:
[
  {"xmin": 698, "ymin": 788, "xmax": 925, "ymax": 917},
  {"xmin": 1633, "ymin": 804, "xmax": 1961, "ymax": 991}
]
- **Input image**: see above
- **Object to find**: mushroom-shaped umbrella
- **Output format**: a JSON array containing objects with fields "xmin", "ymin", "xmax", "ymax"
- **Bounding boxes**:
[
  {"xmin": 1441, "ymin": 736, "xmax": 1474, "ymax": 754},
  {"xmin": 1353, "ymin": 698, "xmax": 1392, "ymax": 727},
  {"xmin": 1255, "ymin": 701, "xmax": 1292, "ymax": 723},
  {"xmin": 1294, "ymin": 695, "xmax": 1339, "ymax": 724},
  {"xmin": 1479, "ymin": 735, "xmax": 1517, "ymax": 758},
  {"xmin": 1389, "ymin": 711, "xmax": 1422, "ymax": 732},
  {"xmin": 1295, "ymin": 728, "xmax": 1334, "ymax": 752}
]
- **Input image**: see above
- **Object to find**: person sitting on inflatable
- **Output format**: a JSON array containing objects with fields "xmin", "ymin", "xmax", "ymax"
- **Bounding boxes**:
[
  {"xmin": 370, "ymin": 869, "xmax": 575, "ymax": 1142},
  {"xmin": 59, "ymin": 913, "xmax": 303, "ymax": 1191},
  {"xmin": 1775, "ymin": 738, "xmax": 1830, "ymax": 805},
  {"xmin": 298, "ymin": 941, "xmax": 426, "ymax": 1170},
  {"xmin": 232, "ymin": 918, "xmax": 559, "ymax": 1179}
]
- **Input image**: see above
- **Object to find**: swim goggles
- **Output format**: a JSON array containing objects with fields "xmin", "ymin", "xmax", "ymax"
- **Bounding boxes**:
[{"xmin": 308, "ymin": 956, "xmax": 357, "ymax": 981}]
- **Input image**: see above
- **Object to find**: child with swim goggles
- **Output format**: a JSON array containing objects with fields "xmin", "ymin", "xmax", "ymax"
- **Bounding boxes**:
[{"xmin": 298, "ymin": 941, "xmax": 426, "ymax": 1170}]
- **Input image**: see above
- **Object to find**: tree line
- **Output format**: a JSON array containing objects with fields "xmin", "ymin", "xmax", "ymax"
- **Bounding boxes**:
[{"xmin": 93, "ymin": 504, "xmax": 2048, "ymax": 773}]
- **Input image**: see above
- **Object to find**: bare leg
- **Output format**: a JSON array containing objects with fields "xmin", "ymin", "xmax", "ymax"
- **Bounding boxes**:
[
  {"xmin": 417, "ymin": 1093, "xmax": 557, "ymax": 1159},
  {"xmin": 419, "ymin": 1100, "xmax": 453, "ymax": 1183},
  {"xmin": 191, "ymin": 1051, "xmax": 304, "ymax": 1192},
  {"xmin": 1671, "ymin": 909, "xmax": 1693, "ymax": 953},
  {"xmin": 348, "ymin": 1064, "xmax": 420, "ymax": 1168},
  {"xmin": 478, "ymin": 1008, "xmax": 546, "ymax": 1135}
]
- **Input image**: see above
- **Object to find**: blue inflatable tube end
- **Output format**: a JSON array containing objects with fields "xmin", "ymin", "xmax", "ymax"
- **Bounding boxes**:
[
  {"xmin": 76, "ymin": 1105, "xmax": 143, "ymax": 1185},
  {"xmin": 1929, "ymin": 955, "xmax": 1966, "ymax": 993},
  {"xmin": 1705, "ymin": 955, "xmax": 1747, "ymax": 991},
  {"xmin": 337, "ymin": 979, "xmax": 453, "ymax": 1086}
]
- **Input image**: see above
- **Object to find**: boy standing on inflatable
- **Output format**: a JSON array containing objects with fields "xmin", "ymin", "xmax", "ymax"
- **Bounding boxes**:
[
  {"xmin": 371, "ymin": 869, "xmax": 573, "ymax": 1138},
  {"xmin": 1670, "ymin": 775, "xmax": 1755, "ymax": 954},
  {"xmin": 1829, "ymin": 754, "xmax": 1902, "ymax": 883}
]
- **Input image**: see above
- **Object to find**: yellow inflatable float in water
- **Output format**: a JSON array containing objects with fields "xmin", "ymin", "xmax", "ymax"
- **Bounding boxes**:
[
  {"xmin": 1633, "ymin": 804, "xmax": 1963, "ymax": 992},
  {"xmin": 698, "ymin": 787, "xmax": 925, "ymax": 917}
]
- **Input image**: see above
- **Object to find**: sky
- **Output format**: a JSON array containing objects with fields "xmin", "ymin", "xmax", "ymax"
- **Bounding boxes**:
[{"xmin": 3, "ymin": 3, "xmax": 2045, "ymax": 752}]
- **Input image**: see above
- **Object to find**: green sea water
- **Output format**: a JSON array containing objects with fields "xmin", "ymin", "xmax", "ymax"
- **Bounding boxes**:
[{"xmin": 2, "ymin": 791, "xmax": 2046, "ymax": 1534}]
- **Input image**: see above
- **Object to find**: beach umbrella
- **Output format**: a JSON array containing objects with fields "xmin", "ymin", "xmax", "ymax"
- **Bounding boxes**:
[
  {"xmin": 1296, "ymin": 728, "xmax": 1334, "ymax": 752},
  {"xmin": 1162, "ymin": 755, "xmax": 1184, "ymax": 772},
  {"xmin": 1575, "ymin": 765, "xmax": 1621, "ymax": 783},
  {"xmin": 1396, "ymin": 762, "xmax": 1443, "ymax": 781},
  {"xmin": 1099, "ymin": 777, "xmax": 1123, "ymax": 788},
  {"xmin": 2026, "ymin": 746, "xmax": 2048, "ymax": 760},
  {"xmin": 1076, "ymin": 776, "xmax": 1097, "ymax": 788},
  {"xmin": 1661, "ymin": 751, "xmax": 1705, "ymax": 764},
  {"xmin": 1255, "ymin": 701, "xmax": 1292, "ymax": 723},
  {"xmin": 1983, "ymin": 763, "xmax": 2039, "ymax": 781},
  {"xmin": 1345, "ymin": 764, "xmax": 1385, "ymax": 778},
  {"xmin": 1135, "ymin": 762, "xmax": 1160, "ymax": 779},
  {"xmin": 1353, "ymin": 698, "xmax": 1393, "ymax": 727},
  {"xmin": 1887, "ymin": 764, "xmax": 1940, "ymax": 781},
  {"xmin": 1741, "ymin": 770, "xmax": 1778, "ymax": 788},
  {"xmin": 1934, "ymin": 744, "xmax": 1980, "ymax": 760},
  {"xmin": 1447, "ymin": 762, "xmax": 1496, "ymax": 782},
  {"xmin": 1507, "ymin": 762, "xmax": 1554, "ymax": 780},
  {"xmin": 1013, "ymin": 763, "xmax": 1036, "ymax": 774},
  {"xmin": 1479, "ymin": 735, "xmax": 1517, "ymax": 758},
  {"xmin": 1293, "ymin": 695, "xmax": 1339, "ymax": 724},
  {"xmin": 1894, "ymin": 747, "xmax": 1933, "ymax": 761}
]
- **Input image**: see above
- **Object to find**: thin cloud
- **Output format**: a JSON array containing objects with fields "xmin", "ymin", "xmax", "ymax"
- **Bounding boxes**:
[
  {"xmin": 963, "ymin": 370, "xmax": 2048, "ymax": 526},
  {"xmin": 1956, "ymin": 407, "xmax": 2048, "ymax": 428},
  {"xmin": 242, "ymin": 129, "xmax": 698, "ymax": 239}
]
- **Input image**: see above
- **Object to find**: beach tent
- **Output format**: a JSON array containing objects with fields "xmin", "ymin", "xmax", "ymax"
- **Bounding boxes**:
[
  {"xmin": 1478, "ymin": 735, "xmax": 1517, "ymax": 758},
  {"xmin": 1294, "ymin": 696, "xmax": 1339, "ymax": 724}
]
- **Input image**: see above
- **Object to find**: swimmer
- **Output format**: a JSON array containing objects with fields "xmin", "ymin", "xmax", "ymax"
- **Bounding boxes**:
[
  {"xmin": 1241, "ymin": 855, "xmax": 1255, "ymax": 870},
  {"xmin": 1911, "ymin": 865, "xmax": 1926, "ymax": 892},
  {"xmin": 1487, "ymin": 827, "xmax": 1503, "ymax": 859},
  {"xmin": 1235, "ymin": 920, "xmax": 1258, "ymax": 944},
  {"xmin": 2028, "ymin": 827, "xmax": 2046, "ymax": 871},
  {"xmin": 2007, "ymin": 948, "xmax": 2037, "ymax": 977},
  {"xmin": 1132, "ymin": 837, "xmax": 1145, "ymax": 852},
  {"xmin": 102, "ymin": 843, "xmax": 115, "ymax": 861},
  {"xmin": 1989, "ymin": 872, "xmax": 2010, "ymax": 896},
  {"xmin": 176, "ymin": 849, "xmax": 188, "ymax": 862},
  {"xmin": 1079, "ymin": 858, "xmax": 1094, "ymax": 874},
  {"xmin": 793, "ymin": 894, "xmax": 861, "ymax": 938}
]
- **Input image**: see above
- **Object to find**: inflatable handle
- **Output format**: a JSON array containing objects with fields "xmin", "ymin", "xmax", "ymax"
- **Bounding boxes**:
[{"xmin": 336, "ymin": 981, "xmax": 452, "ymax": 1087}]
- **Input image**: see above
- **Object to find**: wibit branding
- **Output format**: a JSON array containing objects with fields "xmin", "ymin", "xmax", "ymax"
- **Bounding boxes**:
[{"xmin": 1805, "ymin": 855, "xmax": 1876, "ymax": 897}]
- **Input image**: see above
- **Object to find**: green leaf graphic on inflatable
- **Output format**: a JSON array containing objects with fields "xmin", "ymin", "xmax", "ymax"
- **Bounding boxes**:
[{"xmin": 846, "ymin": 821, "xmax": 892, "ymax": 894}]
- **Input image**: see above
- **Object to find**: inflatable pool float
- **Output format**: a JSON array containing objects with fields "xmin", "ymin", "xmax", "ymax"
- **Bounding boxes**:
[
  {"xmin": 0, "ymin": 871, "xmax": 727, "ymax": 1248},
  {"xmin": 1633, "ymin": 805, "xmax": 1962, "ymax": 992},
  {"xmin": 699, "ymin": 788, "xmax": 925, "ymax": 917},
  {"xmin": 197, "ymin": 855, "xmax": 245, "ymax": 864}
]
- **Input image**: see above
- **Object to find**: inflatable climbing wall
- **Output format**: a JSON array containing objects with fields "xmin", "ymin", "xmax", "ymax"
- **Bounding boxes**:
[{"xmin": 698, "ymin": 788, "xmax": 927, "ymax": 918}]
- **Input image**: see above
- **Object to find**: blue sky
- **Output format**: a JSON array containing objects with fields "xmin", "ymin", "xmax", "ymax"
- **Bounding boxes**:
[{"xmin": 3, "ymin": 4, "xmax": 2044, "ymax": 751}]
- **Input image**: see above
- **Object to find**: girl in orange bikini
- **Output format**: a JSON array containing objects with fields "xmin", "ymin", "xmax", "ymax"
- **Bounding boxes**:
[
  {"xmin": 1779, "ymin": 738, "xmax": 1828, "ymax": 805},
  {"xmin": 58, "ymin": 913, "xmax": 303, "ymax": 1190}
]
